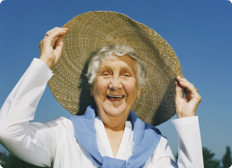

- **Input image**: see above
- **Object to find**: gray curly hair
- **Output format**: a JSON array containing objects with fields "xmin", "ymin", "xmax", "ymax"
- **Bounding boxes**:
[{"xmin": 86, "ymin": 45, "xmax": 146, "ymax": 88}]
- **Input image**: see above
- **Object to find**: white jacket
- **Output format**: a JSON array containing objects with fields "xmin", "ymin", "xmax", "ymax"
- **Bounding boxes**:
[{"xmin": 0, "ymin": 58, "xmax": 204, "ymax": 168}]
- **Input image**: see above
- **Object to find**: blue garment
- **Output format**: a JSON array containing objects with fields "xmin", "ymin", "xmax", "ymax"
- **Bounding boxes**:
[{"xmin": 70, "ymin": 105, "xmax": 161, "ymax": 168}]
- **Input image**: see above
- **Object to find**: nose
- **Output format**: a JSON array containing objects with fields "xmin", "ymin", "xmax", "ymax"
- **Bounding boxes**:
[{"xmin": 109, "ymin": 76, "xmax": 122, "ymax": 90}]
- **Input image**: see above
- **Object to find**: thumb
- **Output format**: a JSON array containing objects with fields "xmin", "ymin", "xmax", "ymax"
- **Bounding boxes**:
[
  {"xmin": 175, "ymin": 81, "xmax": 183, "ymax": 101},
  {"xmin": 54, "ymin": 36, "xmax": 64, "ymax": 60}
]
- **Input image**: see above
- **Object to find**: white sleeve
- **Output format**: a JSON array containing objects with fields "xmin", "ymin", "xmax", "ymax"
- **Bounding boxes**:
[
  {"xmin": 149, "ymin": 116, "xmax": 203, "ymax": 168},
  {"xmin": 172, "ymin": 116, "xmax": 204, "ymax": 168},
  {"xmin": 0, "ymin": 58, "xmax": 64, "ymax": 167}
]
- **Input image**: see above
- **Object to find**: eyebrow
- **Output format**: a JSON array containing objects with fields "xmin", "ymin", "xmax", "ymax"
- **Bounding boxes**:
[
  {"xmin": 98, "ymin": 65, "xmax": 136, "ymax": 75},
  {"xmin": 120, "ymin": 66, "xmax": 136, "ymax": 75},
  {"xmin": 98, "ymin": 65, "xmax": 112, "ymax": 72}
]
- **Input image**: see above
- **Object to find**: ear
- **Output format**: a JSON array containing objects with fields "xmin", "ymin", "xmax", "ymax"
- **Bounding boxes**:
[{"xmin": 137, "ymin": 88, "xmax": 141, "ymax": 98}]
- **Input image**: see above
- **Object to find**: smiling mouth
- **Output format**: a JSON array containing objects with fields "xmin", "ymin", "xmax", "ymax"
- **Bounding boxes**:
[{"xmin": 106, "ymin": 95, "xmax": 125, "ymax": 100}]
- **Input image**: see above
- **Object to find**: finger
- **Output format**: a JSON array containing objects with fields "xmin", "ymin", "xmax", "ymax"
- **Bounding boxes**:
[
  {"xmin": 44, "ymin": 27, "xmax": 65, "ymax": 36},
  {"xmin": 177, "ymin": 76, "xmax": 200, "ymax": 99},
  {"xmin": 177, "ymin": 77, "xmax": 196, "ymax": 94},
  {"xmin": 52, "ymin": 28, "xmax": 67, "ymax": 51},
  {"xmin": 53, "ymin": 36, "xmax": 64, "ymax": 59},
  {"xmin": 181, "ymin": 82, "xmax": 196, "ymax": 95},
  {"xmin": 175, "ymin": 81, "xmax": 183, "ymax": 99},
  {"xmin": 176, "ymin": 75, "xmax": 184, "ymax": 82},
  {"xmin": 47, "ymin": 27, "xmax": 68, "ymax": 37},
  {"xmin": 177, "ymin": 77, "xmax": 196, "ymax": 90},
  {"xmin": 180, "ymin": 79, "xmax": 201, "ymax": 103},
  {"xmin": 44, "ymin": 28, "xmax": 68, "ymax": 46},
  {"xmin": 176, "ymin": 76, "xmax": 191, "ymax": 86},
  {"xmin": 55, "ymin": 36, "xmax": 64, "ymax": 49}
]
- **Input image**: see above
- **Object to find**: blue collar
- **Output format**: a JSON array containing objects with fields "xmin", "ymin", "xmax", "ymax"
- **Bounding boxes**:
[{"xmin": 70, "ymin": 105, "xmax": 161, "ymax": 168}]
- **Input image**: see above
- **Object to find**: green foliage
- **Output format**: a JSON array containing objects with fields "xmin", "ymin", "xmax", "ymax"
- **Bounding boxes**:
[
  {"xmin": 0, "ymin": 146, "xmax": 232, "ymax": 168},
  {"xmin": 203, "ymin": 147, "xmax": 221, "ymax": 168},
  {"xmin": 0, "ymin": 152, "xmax": 49, "ymax": 168},
  {"xmin": 174, "ymin": 147, "xmax": 232, "ymax": 168},
  {"xmin": 0, "ymin": 152, "xmax": 7, "ymax": 166},
  {"xmin": 222, "ymin": 146, "xmax": 232, "ymax": 168},
  {"xmin": 174, "ymin": 152, "xmax": 178, "ymax": 160}
]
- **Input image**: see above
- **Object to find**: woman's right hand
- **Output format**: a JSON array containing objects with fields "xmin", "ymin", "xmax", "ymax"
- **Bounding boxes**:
[{"xmin": 39, "ymin": 27, "xmax": 68, "ymax": 69}]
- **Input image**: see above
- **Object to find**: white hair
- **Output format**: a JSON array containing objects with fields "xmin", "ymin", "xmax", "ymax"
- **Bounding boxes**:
[{"xmin": 86, "ymin": 45, "xmax": 146, "ymax": 88}]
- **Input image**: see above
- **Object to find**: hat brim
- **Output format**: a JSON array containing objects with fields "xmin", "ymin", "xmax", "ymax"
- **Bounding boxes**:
[{"xmin": 48, "ymin": 11, "xmax": 183, "ymax": 126}]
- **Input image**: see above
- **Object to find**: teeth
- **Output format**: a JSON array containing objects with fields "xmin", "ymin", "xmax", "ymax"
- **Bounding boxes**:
[{"xmin": 106, "ymin": 95, "xmax": 125, "ymax": 99}]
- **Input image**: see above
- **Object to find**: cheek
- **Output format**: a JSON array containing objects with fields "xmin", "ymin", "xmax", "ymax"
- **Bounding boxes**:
[
  {"xmin": 124, "ymin": 81, "xmax": 138, "ymax": 97},
  {"xmin": 93, "ymin": 78, "xmax": 109, "ymax": 97}
]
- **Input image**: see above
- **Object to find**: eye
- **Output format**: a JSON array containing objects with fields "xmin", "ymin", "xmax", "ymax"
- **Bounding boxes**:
[
  {"xmin": 102, "ymin": 72, "xmax": 110, "ymax": 76},
  {"xmin": 123, "ymin": 73, "xmax": 130, "ymax": 77}
]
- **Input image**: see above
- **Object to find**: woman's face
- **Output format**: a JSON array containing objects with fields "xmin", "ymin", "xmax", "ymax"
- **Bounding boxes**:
[{"xmin": 91, "ymin": 55, "xmax": 141, "ymax": 127}]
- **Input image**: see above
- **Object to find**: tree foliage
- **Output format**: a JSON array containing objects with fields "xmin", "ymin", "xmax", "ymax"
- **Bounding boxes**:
[
  {"xmin": 0, "ymin": 152, "xmax": 48, "ymax": 168},
  {"xmin": 203, "ymin": 147, "xmax": 221, "ymax": 168},
  {"xmin": 175, "ymin": 147, "xmax": 232, "ymax": 168},
  {"xmin": 222, "ymin": 146, "xmax": 232, "ymax": 168},
  {"xmin": 0, "ymin": 146, "xmax": 232, "ymax": 168}
]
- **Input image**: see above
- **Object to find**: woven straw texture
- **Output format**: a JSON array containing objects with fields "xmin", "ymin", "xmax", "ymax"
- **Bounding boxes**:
[{"xmin": 48, "ymin": 11, "xmax": 183, "ymax": 126}]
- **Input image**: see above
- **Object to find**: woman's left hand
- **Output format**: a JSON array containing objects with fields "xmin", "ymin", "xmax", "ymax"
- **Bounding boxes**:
[{"xmin": 175, "ymin": 76, "xmax": 201, "ymax": 118}]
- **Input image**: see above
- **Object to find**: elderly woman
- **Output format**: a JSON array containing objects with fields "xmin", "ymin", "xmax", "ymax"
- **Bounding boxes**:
[{"xmin": 0, "ymin": 12, "xmax": 203, "ymax": 168}]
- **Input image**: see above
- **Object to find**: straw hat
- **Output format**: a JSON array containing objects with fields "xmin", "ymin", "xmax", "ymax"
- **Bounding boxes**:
[{"xmin": 48, "ymin": 11, "xmax": 183, "ymax": 126}]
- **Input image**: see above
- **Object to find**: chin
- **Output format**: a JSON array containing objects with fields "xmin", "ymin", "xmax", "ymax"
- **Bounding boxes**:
[{"xmin": 102, "ymin": 102, "xmax": 129, "ymax": 118}]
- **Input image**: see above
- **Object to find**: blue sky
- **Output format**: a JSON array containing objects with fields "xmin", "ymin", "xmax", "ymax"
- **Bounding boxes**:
[{"xmin": 0, "ymin": 0, "xmax": 232, "ymax": 160}]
